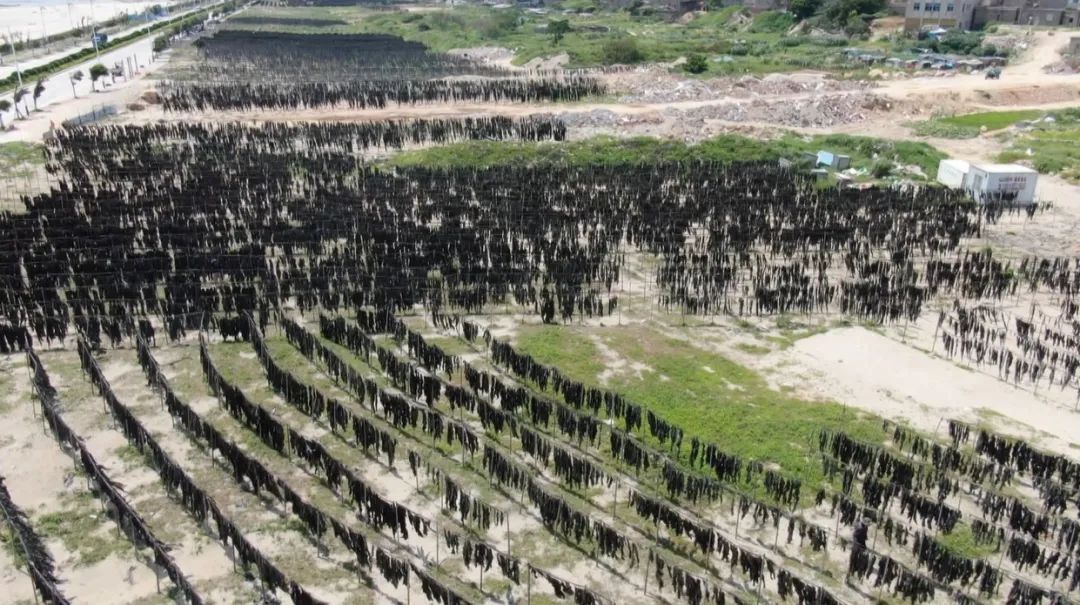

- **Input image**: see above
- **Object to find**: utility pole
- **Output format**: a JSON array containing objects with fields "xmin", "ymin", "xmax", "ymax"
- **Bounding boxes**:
[
  {"xmin": 7, "ymin": 29, "xmax": 23, "ymax": 87},
  {"xmin": 40, "ymin": 7, "xmax": 48, "ymax": 52},
  {"xmin": 90, "ymin": 0, "xmax": 100, "ymax": 59}
]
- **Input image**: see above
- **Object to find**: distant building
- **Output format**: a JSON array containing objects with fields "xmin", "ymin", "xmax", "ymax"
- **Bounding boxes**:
[
  {"xmin": 975, "ymin": 0, "xmax": 1080, "ymax": 27},
  {"xmin": 936, "ymin": 159, "xmax": 1038, "ymax": 205},
  {"xmin": 905, "ymin": 0, "xmax": 1080, "ymax": 30},
  {"xmin": 903, "ymin": 0, "xmax": 978, "ymax": 31}
]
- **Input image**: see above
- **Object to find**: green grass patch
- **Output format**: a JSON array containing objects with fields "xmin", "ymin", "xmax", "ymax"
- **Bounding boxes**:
[
  {"xmin": 418, "ymin": 336, "xmax": 474, "ymax": 357},
  {"xmin": 997, "ymin": 108, "xmax": 1080, "ymax": 183},
  {"xmin": 208, "ymin": 342, "xmax": 268, "ymax": 387},
  {"xmin": 0, "ymin": 142, "xmax": 45, "ymax": 178},
  {"xmin": 0, "ymin": 368, "xmax": 11, "ymax": 414},
  {"xmin": 935, "ymin": 522, "xmax": 996, "ymax": 558},
  {"xmin": 0, "ymin": 142, "xmax": 44, "ymax": 166},
  {"xmin": 1, "ymin": 525, "xmax": 29, "ymax": 569},
  {"xmin": 514, "ymin": 324, "xmax": 884, "ymax": 490},
  {"xmin": 749, "ymin": 10, "xmax": 795, "ymax": 33},
  {"xmin": 512, "ymin": 325, "xmax": 606, "ymax": 381},
  {"xmin": 271, "ymin": 545, "xmax": 357, "ymax": 587},
  {"xmin": 36, "ymin": 492, "xmax": 130, "ymax": 566},
  {"xmin": 938, "ymin": 110, "xmax": 1043, "ymax": 131},
  {"xmin": 388, "ymin": 133, "xmax": 948, "ymax": 180},
  {"xmin": 909, "ymin": 110, "xmax": 1045, "ymax": 140},
  {"xmin": 908, "ymin": 119, "xmax": 981, "ymax": 140},
  {"xmin": 113, "ymin": 444, "xmax": 145, "ymax": 467}
]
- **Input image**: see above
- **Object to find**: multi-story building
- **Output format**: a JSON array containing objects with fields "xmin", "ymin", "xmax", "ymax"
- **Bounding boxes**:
[
  {"xmin": 903, "ymin": 0, "xmax": 978, "ymax": 30},
  {"xmin": 904, "ymin": 0, "xmax": 1080, "ymax": 30}
]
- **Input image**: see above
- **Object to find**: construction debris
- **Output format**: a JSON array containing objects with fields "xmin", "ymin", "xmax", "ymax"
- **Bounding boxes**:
[
  {"xmin": 563, "ymin": 92, "xmax": 893, "ymax": 134},
  {"xmin": 610, "ymin": 69, "xmax": 870, "ymax": 104}
]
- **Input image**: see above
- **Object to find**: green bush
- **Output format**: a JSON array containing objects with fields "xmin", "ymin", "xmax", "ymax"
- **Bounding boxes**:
[
  {"xmin": 601, "ymin": 37, "xmax": 644, "ymax": 64},
  {"xmin": 844, "ymin": 12, "xmax": 870, "ymax": 37},
  {"xmin": 790, "ymin": 0, "xmax": 822, "ymax": 20},
  {"xmin": 683, "ymin": 53, "xmax": 709, "ymax": 74},
  {"xmin": 871, "ymin": 159, "xmax": 893, "ymax": 177},
  {"xmin": 932, "ymin": 30, "xmax": 984, "ymax": 55},
  {"xmin": 548, "ymin": 19, "xmax": 571, "ymax": 44}
]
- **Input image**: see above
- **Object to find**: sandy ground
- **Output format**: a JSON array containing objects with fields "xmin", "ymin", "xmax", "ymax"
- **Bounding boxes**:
[
  {"xmin": 775, "ymin": 325, "xmax": 1080, "ymax": 449},
  {"xmin": 0, "ymin": 353, "xmax": 172, "ymax": 605}
]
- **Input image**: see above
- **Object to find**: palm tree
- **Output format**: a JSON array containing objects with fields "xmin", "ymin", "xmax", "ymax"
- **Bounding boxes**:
[
  {"xmin": 70, "ymin": 70, "xmax": 84, "ymax": 98},
  {"xmin": 0, "ymin": 100, "xmax": 10, "ymax": 130},
  {"xmin": 32, "ymin": 78, "xmax": 46, "ymax": 112},
  {"xmin": 12, "ymin": 88, "xmax": 28, "ymax": 119}
]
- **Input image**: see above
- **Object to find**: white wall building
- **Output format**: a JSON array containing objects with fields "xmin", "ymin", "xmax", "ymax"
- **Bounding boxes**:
[
  {"xmin": 936, "ymin": 160, "xmax": 1038, "ymax": 206},
  {"xmin": 967, "ymin": 164, "xmax": 1038, "ymax": 205},
  {"xmin": 936, "ymin": 159, "xmax": 970, "ymax": 189}
]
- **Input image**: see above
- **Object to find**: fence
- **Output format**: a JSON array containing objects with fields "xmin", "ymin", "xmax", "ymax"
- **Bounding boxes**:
[{"xmin": 61, "ymin": 103, "xmax": 118, "ymax": 128}]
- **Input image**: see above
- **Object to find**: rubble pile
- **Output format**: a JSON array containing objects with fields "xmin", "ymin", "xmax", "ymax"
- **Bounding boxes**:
[
  {"xmin": 611, "ymin": 69, "xmax": 871, "ymax": 103},
  {"xmin": 561, "ymin": 109, "xmax": 664, "ymax": 128},
  {"xmin": 562, "ymin": 92, "xmax": 892, "ymax": 134},
  {"xmin": 982, "ymin": 33, "xmax": 1027, "ymax": 54},
  {"xmin": 672, "ymin": 93, "xmax": 892, "ymax": 128}
]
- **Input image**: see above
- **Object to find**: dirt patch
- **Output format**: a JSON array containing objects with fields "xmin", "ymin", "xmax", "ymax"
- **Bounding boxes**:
[{"xmin": 762, "ymin": 325, "xmax": 1080, "ymax": 452}]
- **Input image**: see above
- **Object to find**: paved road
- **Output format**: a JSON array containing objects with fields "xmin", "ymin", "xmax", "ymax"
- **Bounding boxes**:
[
  {"xmin": 0, "ymin": 0, "xmax": 223, "ymax": 81},
  {"xmin": 1, "ymin": 34, "xmax": 155, "ymax": 126},
  {"xmin": 0, "ymin": 1, "xmax": 238, "ymax": 129}
]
